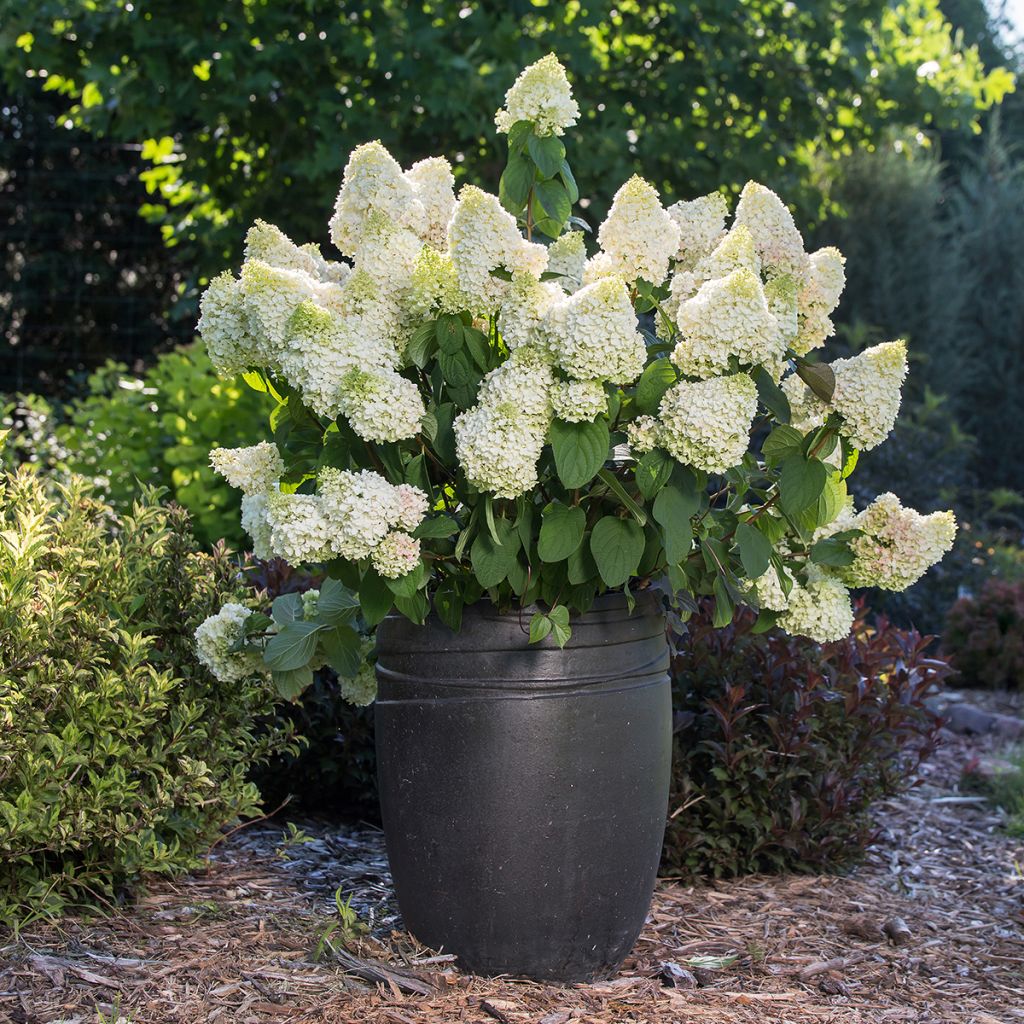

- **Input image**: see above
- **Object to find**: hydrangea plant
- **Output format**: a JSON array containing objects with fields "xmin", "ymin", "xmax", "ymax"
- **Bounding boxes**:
[{"xmin": 194, "ymin": 55, "xmax": 955, "ymax": 701}]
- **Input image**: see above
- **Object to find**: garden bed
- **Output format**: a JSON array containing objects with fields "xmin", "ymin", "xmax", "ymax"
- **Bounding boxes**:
[{"xmin": 2, "ymin": 724, "xmax": 1022, "ymax": 1024}]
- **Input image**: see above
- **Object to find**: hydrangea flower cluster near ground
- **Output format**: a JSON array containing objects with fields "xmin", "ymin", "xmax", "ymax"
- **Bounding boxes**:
[{"xmin": 194, "ymin": 53, "xmax": 955, "ymax": 696}]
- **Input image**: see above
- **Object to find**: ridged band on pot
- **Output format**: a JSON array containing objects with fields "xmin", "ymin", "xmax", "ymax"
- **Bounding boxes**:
[{"xmin": 374, "ymin": 590, "xmax": 672, "ymax": 982}]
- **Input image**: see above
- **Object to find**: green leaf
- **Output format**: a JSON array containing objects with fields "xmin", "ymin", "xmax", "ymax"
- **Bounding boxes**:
[
  {"xmin": 434, "ymin": 578, "xmax": 464, "ymax": 632},
  {"xmin": 499, "ymin": 152, "xmax": 534, "ymax": 212},
  {"xmin": 359, "ymin": 570, "xmax": 394, "ymax": 627},
  {"xmin": 272, "ymin": 666, "xmax": 314, "ymax": 701},
  {"xmin": 810, "ymin": 533, "xmax": 859, "ymax": 568},
  {"xmin": 264, "ymin": 620, "xmax": 322, "ymax": 671},
  {"xmin": 751, "ymin": 608, "xmax": 781, "ymax": 634},
  {"xmin": 567, "ymin": 534, "xmax": 598, "ymax": 584},
  {"xmin": 597, "ymin": 468, "xmax": 647, "ymax": 525},
  {"xmin": 320, "ymin": 624, "xmax": 362, "ymax": 678},
  {"xmin": 753, "ymin": 365, "xmax": 791, "ymax": 422},
  {"xmin": 435, "ymin": 314, "xmax": 465, "ymax": 354},
  {"xmin": 535, "ymin": 178, "xmax": 571, "ymax": 223},
  {"xmin": 527, "ymin": 133, "xmax": 565, "ymax": 178},
  {"xmin": 470, "ymin": 521, "xmax": 520, "ymax": 588},
  {"xmin": 652, "ymin": 468, "xmax": 700, "ymax": 565},
  {"xmin": 242, "ymin": 369, "xmax": 269, "ymax": 393},
  {"xmin": 271, "ymin": 592, "xmax": 303, "ymax": 625},
  {"xmin": 548, "ymin": 604, "xmax": 571, "ymax": 648},
  {"xmin": 464, "ymin": 327, "xmax": 491, "ymax": 372},
  {"xmin": 413, "ymin": 516, "xmax": 460, "ymax": 539},
  {"xmin": 559, "ymin": 160, "xmax": 579, "ymax": 203},
  {"xmin": 761, "ymin": 424, "xmax": 803, "ymax": 466},
  {"xmin": 712, "ymin": 575, "xmax": 735, "ymax": 628},
  {"xmin": 529, "ymin": 612, "xmax": 552, "ymax": 643},
  {"xmin": 317, "ymin": 577, "xmax": 360, "ymax": 627},
  {"xmin": 634, "ymin": 359, "xmax": 677, "ymax": 415},
  {"xmin": 550, "ymin": 417, "xmax": 609, "ymax": 489},
  {"xmin": 507, "ymin": 120, "xmax": 533, "ymax": 153},
  {"xmin": 778, "ymin": 454, "xmax": 829, "ymax": 517},
  {"xmin": 394, "ymin": 590, "xmax": 429, "ymax": 624},
  {"xmin": 385, "ymin": 559, "xmax": 429, "ymax": 598},
  {"xmin": 736, "ymin": 522, "xmax": 772, "ymax": 579},
  {"xmin": 433, "ymin": 403, "xmax": 457, "ymax": 463},
  {"xmin": 406, "ymin": 322, "xmax": 437, "ymax": 368},
  {"xmin": 590, "ymin": 516, "xmax": 645, "ymax": 587},
  {"xmin": 795, "ymin": 360, "xmax": 836, "ymax": 404},
  {"xmin": 840, "ymin": 440, "xmax": 859, "ymax": 480},
  {"xmin": 635, "ymin": 448, "xmax": 674, "ymax": 500},
  {"xmin": 538, "ymin": 502, "xmax": 586, "ymax": 562}
]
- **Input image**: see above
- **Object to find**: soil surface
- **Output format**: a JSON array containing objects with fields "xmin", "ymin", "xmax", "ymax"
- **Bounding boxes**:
[{"xmin": 2, "ymin": 708, "xmax": 1023, "ymax": 1024}]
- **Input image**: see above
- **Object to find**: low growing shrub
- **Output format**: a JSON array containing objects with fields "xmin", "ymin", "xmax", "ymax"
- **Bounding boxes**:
[
  {"xmin": 945, "ymin": 579, "xmax": 1024, "ymax": 689},
  {"xmin": 0, "ymin": 469, "xmax": 293, "ymax": 921},
  {"xmin": 664, "ymin": 600, "xmax": 948, "ymax": 878}
]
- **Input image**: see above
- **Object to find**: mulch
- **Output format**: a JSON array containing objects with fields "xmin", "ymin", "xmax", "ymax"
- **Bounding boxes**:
[{"xmin": 2, "ymin": 721, "xmax": 1023, "ymax": 1023}]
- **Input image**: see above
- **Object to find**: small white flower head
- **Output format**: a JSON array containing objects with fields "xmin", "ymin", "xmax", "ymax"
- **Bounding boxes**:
[
  {"xmin": 342, "ymin": 638, "xmax": 378, "ymax": 706},
  {"xmin": 781, "ymin": 371, "xmax": 829, "ymax": 435},
  {"xmin": 552, "ymin": 276, "xmax": 647, "ymax": 384},
  {"xmin": 733, "ymin": 181, "xmax": 810, "ymax": 281},
  {"xmin": 657, "ymin": 373, "xmax": 758, "ymax": 474},
  {"xmin": 300, "ymin": 242, "xmax": 352, "ymax": 285},
  {"xmin": 265, "ymin": 492, "xmax": 333, "ymax": 564},
  {"xmin": 580, "ymin": 249, "xmax": 620, "ymax": 287},
  {"xmin": 546, "ymin": 230, "xmax": 587, "ymax": 292},
  {"xmin": 841, "ymin": 493, "xmax": 957, "ymax": 591},
  {"xmin": 241, "ymin": 493, "xmax": 273, "ymax": 561},
  {"xmin": 551, "ymin": 379, "xmax": 607, "ymax": 423},
  {"xmin": 498, "ymin": 273, "xmax": 563, "ymax": 350},
  {"xmin": 596, "ymin": 176, "xmax": 680, "ymax": 287},
  {"xmin": 403, "ymin": 156, "xmax": 456, "ymax": 249},
  {"xmin": 831, "ymin": 339, "xmax": 908, "ymax": 451},
  {"xmin": 667, "ymin": 192, "xmax": 729, "ymax": 268},
  {"xmin": 301, "ymin": 588, "xmax": 320, "ymax": 621},
  {"xmin": 198, "ymin": 271, "xmax": 254, "ymax": 377},
  {"xmin": 394, "ymin": 483, "xmax": 429, "ymax": 533},
  {"xmin": 339, "ymin": 367, "xmax": 425, "ymax": 443},
  {"xmin": 626, "ymin": 414, "xmax": 660, "ymax": 455},
  {"xmin": 371, "ymin": 531, "xmax": 422, "ymax": 579},
  {"xmin": 794, "ymin": 308, "xmax": 836, "ymax": 357},
  {"xmin": 494, "ymin": 54, "xmax": 580, "ymax": 137},
  {"xmin": 239, "ymin": 258, "xmax": 316, "ymax": 359},
  {"xmin": 751, "ymin": 564, "xmax": 790, "ymax": 612},
  {"xmin": 778, "ymin": 572, "xmax": 854, "ymax": 643},
  {"xmin": 794, "ymin": 247, "xmax": 845, "ymax": 356},
  {"xmin": 352, "ymin": 210, "xmax": 423, "ymax": 293},
  {"xmin": 195, "ymin": 603, "xmax": 267, "ymax": 683},
  {"xmin": 448, "ymin": 185, "xmax": 548, "ymax": 312},
  {"xmin": 764, "ymin": 273, "xmax": 799, "ymax": 350},
  {"xmin": 244, "ymin": 220, "xmax": 322, "ymax": 277},
  {"xmin": 330, "ymin": 141, "xmax": 426, "ymax": 256},
  {"xmin": 700, "ymin": 223, "xmax": 762, "ymax": 281},
  {"xmin": 318, "ymin": 467, "xmax": 401, "ymax": 561},
  {"xmin": 210, "ymin": 442, "xmax": 284, "ymax": 496},
  {"xmin": 409, "ymin": 246, "xmax": 467, "ymax": 319},
  {"xmin": 672, "ymin": 267, "xmax": 783, "ymax": 379}
]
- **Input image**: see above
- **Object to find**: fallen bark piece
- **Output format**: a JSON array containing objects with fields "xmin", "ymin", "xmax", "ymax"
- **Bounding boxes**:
[
  {"xmin": 843, "ymin": 913, "xmax": 884, "ymax": 942},
  {"xmin": 330, "ymin": 948, "xmax": 435, "ymax": 995},
  {"xmin": 819, "ymin": 975, "xmax": 851, "ymax": 996},
  {"xmin": 883, "ymin": 917, "xmax": 914, "ymax": 946},
  {"xmin": 659, "ymin": 961, "xmax": 698, "ymax": 988}
]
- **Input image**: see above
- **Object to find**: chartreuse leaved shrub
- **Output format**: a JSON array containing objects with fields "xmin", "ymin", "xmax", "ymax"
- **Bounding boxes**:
[
  {"xmin": 194, "ymin": 55, "xmax": 957, "ymax": 701},
  {"xmin": 0, "ymin": 469, "xmax": 293, "ymax": 922},
  {"xmin": 664, "ymin": 600, "xmax": 948, "ymax": 877}
]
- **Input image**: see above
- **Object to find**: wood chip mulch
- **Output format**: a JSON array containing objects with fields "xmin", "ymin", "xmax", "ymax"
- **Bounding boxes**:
[{"xmin": 2, "ymin": 724, "xmax": 1023, "ymax": 1024}]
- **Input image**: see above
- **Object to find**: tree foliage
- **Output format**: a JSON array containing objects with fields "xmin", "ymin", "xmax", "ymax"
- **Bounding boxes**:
[{"xmin": 1, "ymin": 0, "xmax": 1011, "ymax": 301}]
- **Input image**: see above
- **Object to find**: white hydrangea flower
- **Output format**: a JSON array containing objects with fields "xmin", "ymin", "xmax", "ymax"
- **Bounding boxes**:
[
  {"xmin": 265, "ymin": 492, "xmax": 333, "ymax": 564},
  {"xmin": 657, "ymin": 373, "xmax": 757, "ymax": 474},
  {"xmin": 300, "ymin": 243, "xmax": 352, "ymax": 285},
  {"xmin": 832, "ymin": 340, "xmax": 908, "ymax": 450},
  {"xmin": 794, "ymin": 308, "xmax": 836, "ymax": 357},
  {"xmin": 195, "ymin": 603, "xmax": 267, "ymax": 683},
  {"xmin": 454, "ymin": 347, "xmax": 554, "ymax": 498},
  {"xmin": 733, "ymin": 180, "xmax": 810, "ymax": 281},
  {"xmin": 352, "ymin": 211, "xmax": 423, "ymax": 294},
  {"xmin": 198, "ymin": 272, "xmax": 255, "ymax": 376},
  {"xmin": 448, "ymin": 185, "xmax": 548, "ymax": 313},
  {"xmin": 546, "ymin": 231, "xmax": 587, "ymax": 292},
  {"xmin": 840, "ymin": 493, "xmax": 957, "ymax": 591},
  {"xmin": 494, "ymin": 53, "xmax": 580, "ymax": 137},
  {"xmin": 551, "ymin": 379, "xmax": 607, "ymax": 422},
  {"xmin": 550, "ymin": 276, "xmax": 646, "ymax": 384},
  {"xmin": 498, "ymin": 273, "xmax": 563, "ymax": 350},
  {"xmin": 781, "ymin": 371, "xmax": 829, "ymax": 435},
  {"xmin": 672, "ymin": 268, "xmax": 783, "ymax": 379},
  {"xmin": 244, "ymin": 220, "xmax": 322, "ymax": 277},
  {"xmin": 301, "ymin": 588, "xmax": 320, "ymax": 621},
  {"xmin": 371, "ymin": 531, "xmax": 422, "ymax": 578},
  {"xmin": 795, "ymin": 247, "xmax": 846, "ymax": 356},
  {"xmin": 751, "ymin": 564, "xmax": 790, "ymax": 611},
  {"xmin": 318, "ymin": 467, "xmax": 401, "ymax": 561},
  {"xmin": 241, "ymin": 493, "xmax": 273, "ymax": 561},
  {"xmin": 209, "ymin": 442, "xmax": 284, "ymax": 495},
  {"xmin": 342, "ymin": 638, "xmax": 378, "ymax": 705},
  {"xmin": 394, "ymin": 483, "xmax": 429, "ymax": 533},
  {"xmin": 765, "ymin": 273, "xmax": 799, "ymax": 350},
  {"xmin": 238, "ymin": 258, "xmax": 318, "ymax": 361},
  {"xmin": 339, "ymin": 367, "xmax": 425, "ymax": 443},
  {"xmin": 777, "ymin": 571, "xmax": 854, "ymax": 643},
  {"xmin": 408, "ymin": 246, "xmax": 468, "ymax": 319},
  {"xmin": 662, "ymin": 226, "xmax": 761, "ymax": 322},
  {"xmin": 596, "ymin": 176, "xmax": 680, "ymax": 286},
  {"xmin": 404, "ymin": 156, "xmax": 456, "ymax": 249},
  {"xmin": 626, "ymin": 414, "xmax": 660, "ymax": 455},
  {"xmin": 329, "ymin": 140, "xmax": 426, "ymax": 256},
  {"xmin": 667, "ymin": 192, "xmax": 729, "ymax": 268}
]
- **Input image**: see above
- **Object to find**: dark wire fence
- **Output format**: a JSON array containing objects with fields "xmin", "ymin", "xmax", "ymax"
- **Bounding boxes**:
[{"xmin": 0, "ymin": 90, "xmax": 191, "ymax": 397}]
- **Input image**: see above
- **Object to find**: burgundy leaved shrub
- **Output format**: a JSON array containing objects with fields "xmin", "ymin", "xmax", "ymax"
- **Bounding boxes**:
[
  {"xmin": 664, "ymin": 600, "xmax": 949, "ymax": 878},
  {"xmin": 944, "ymin": 579, "xmax": 1024, "ymax": 690}
]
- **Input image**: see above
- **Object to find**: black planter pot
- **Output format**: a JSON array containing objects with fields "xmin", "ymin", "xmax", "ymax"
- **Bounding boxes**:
[{"xmin": 374, "ymin": 590, "xmax": 672, "ymax": 982}]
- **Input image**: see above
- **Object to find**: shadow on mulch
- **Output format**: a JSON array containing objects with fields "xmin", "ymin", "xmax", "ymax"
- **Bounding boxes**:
[{"xmin": 2, "ymin": 729, "xmax": 1023, "ymax": 1024}]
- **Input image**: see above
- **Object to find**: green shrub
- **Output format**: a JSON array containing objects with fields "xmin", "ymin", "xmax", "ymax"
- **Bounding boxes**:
[
  {"xmin": 664, "ymin": 600, "xmax": 947, "ymax": 878},
  {"xmin": 56, "ymin": 342, "xmax": 271, "ymax": 546},
  {"xmin": 0, "ymin": 469, "xmax": 293, "ymax": 921},
  {"xmin": 945, "ymin": 579, "xmax": 1024, "ymax": 689}
]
